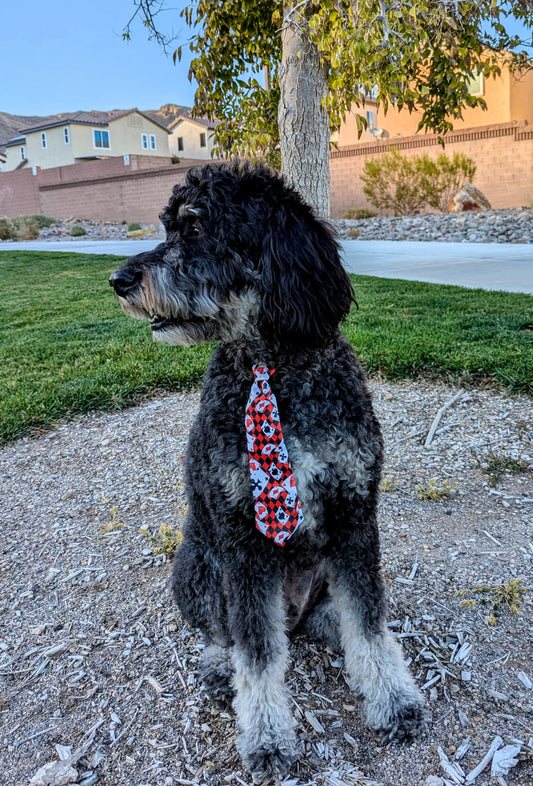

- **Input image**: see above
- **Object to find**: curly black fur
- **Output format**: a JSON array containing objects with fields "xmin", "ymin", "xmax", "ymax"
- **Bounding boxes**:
[{"xmin": 110, "ymin": 161, "xmax": 425, "ymax": 783}]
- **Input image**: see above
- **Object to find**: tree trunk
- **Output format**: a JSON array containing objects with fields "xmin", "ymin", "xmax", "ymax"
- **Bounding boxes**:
[{"xmin": 278, "ymin": 5, "xmax": 331, "ymax": 219}]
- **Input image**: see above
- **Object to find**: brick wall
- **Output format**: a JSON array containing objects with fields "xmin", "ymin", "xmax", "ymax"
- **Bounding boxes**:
[
  {"xmin": 330, "ymin": 121, "xmax": 533, "ymax": 217},
  {"xmin": 1, "ymin": 126, "xmax": 532, "ymax": 222},
  {"xmin": 0, "ymin": 167, "xmax": 41, "ymax": 217},
  {"xmin": 0, "ymin": 155, "xmax": 208, "ymax": 223}
]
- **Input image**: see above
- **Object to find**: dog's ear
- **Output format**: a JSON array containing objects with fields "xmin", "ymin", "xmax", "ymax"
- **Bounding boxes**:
[{"xmin": 258, "ymin": 208, "xmax": 355, "ymax": 349}]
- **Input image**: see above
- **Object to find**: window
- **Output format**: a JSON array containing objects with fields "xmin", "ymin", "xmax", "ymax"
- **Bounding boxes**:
[
  {"xmin": 150, "ymin": 134, "xmax": 156, "ymax": 150},
  {"xmin": 20, "ymin": 147, "xmax": 26, "ymax": 161},
  {"xmin": 200, "ymin": 132, "xmax": 206, "ymax": 148},
  {"xmin": 467, "ymin": 72, "xmax": 484, "ymax": 96},
  {"xmin": 93, "ymin": 129, "xmax": 110, "ymax": 149},
  {"xmin": 141, "ymin": 133, "xmax": 149, "ymax": 150},
  {"xmin": 366, "ymin": 110, "xmax": 374, "ymax": 128},
  {"xmin": 64, "ymin": 127, "xmax": 70, "ymax": 144},
  {"xmin": 41, "ymin": 132, "xmax": 47, "ymax": 149},
  {"xmin": 177, "ymin": 136, "xmax": 184, "ymax": 151}
]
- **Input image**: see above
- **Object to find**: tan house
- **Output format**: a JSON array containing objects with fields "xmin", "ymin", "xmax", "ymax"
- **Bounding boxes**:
[
  {"xmin": 168, "ymin": 115, "xmax": 218, "ymax": 160},
  {"xmin": 334, "ymin": 64, "xmax": 533, "ymax": 146},
  {"xmin": 3, "ymin": 109, "xmax": 171, "ymax": 171}
]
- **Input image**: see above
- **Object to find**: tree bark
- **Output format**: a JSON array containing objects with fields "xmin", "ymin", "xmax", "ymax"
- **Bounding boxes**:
[{"xmin": 278, "ymin": 4, "xmax": 331, "ymax": 219}]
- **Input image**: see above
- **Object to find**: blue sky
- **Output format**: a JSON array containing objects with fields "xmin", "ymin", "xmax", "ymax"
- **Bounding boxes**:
[
  {"xmin": 1, "ymin": 1, "xmax": 531, "ymax": 118},
  {"xmin": 1, "ymin": 0, "xmax": 196, "ymax": 117}
]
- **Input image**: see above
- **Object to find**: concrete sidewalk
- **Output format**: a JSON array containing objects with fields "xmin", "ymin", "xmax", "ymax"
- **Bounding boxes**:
[{"xmin": 2, "ymin": 237, "xmax": 532, "ymax": 294}]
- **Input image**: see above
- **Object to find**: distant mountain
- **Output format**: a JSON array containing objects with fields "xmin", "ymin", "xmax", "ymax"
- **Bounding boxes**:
[
  {"xmin": 0, "ymin": 104, "xmax": 192, "ymax": 152},
  {"xmin": 0, "ymin": 111, "xmax": 50, "ymax": 149}
]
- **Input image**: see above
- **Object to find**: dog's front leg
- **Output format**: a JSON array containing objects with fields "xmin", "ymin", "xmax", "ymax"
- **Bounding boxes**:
[
  {"xmin": 327, "ymin": 505, "xmax": 426, "ymax": 742},
  {"xmin": 226, "ymin": 560, "xmax": 299, "ymax": 784}
]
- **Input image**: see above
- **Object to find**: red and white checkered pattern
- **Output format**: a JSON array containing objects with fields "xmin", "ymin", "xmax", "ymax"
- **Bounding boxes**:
[{"xmin": 245, "ymin": 366, "xmax": 303, "ymax": 546}]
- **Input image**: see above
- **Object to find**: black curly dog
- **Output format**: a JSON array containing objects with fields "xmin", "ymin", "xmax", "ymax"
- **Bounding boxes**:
[{"xmin": 110, "ymin": 162, "xmax": 425, "ymax": 783}]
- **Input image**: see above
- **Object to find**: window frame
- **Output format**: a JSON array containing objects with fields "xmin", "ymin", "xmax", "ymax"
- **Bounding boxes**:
[
  {"xmin": 199, "ymin": 132, "xmax": 206, "ymax": 148},
  {"xmin": 64, "ymin": 127, "xmax": 70, "ymax": 144},
  {"xmin": 93, "ymin": 129, "xmax": 110, "ymax": 150},
  {"xmin": 41, "ymin": 132, "xmax": 47, "ymax": 149},
  {"xmin": 177, "ymin": 136, "xmax": 184, "ymax": 152}
]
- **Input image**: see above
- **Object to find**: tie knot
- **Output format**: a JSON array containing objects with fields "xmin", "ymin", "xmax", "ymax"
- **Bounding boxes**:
[{"xmin": 252, "ymin": 365, "xmax": 275, "ymax": 382}]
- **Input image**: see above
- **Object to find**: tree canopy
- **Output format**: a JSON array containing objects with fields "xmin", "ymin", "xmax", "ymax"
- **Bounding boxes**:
[{"xmin": 124, "ymin": 1, "xmax": 533, "ymax": 215}]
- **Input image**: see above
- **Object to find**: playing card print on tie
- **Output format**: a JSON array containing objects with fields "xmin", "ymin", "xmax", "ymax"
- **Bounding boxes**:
[{"xmin": 245, "ymin": 366, "xmax": 304, "ymax": 546}]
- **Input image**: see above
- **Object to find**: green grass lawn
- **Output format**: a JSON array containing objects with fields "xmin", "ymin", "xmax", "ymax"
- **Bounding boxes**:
[{"xmin": 1, "ymin": 250, "xmax": 532, "ymax": 443}]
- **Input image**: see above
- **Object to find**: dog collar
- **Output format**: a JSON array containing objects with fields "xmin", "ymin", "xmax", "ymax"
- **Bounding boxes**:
[{"xmin": 245, "ymin": 365, "xmax": 303, "ymax": 546}]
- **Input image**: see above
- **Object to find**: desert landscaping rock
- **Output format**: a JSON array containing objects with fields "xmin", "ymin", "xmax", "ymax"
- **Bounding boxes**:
[
  {"xmin": 336, "ymin": 207, "xmax": 533, "ymax": 243},
  {"xmin": 2, "ymin": 207, "xmax": 532, "ymax": 248},
  {"xmin": 1, "ymin": 379, "xmax": 532, "ymax": 785}
]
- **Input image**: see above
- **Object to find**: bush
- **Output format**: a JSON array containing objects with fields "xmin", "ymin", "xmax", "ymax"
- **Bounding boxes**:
[
  {"xmin": 342, "ymin": 208, "xmax": 378, "ymax": 220},
  {"xmin": 26, "ymin": 214, "xmax": 57, "ymax": 229},
  {"xmin": 0, "ymin": 217, "xmax": 17, "ymax": 241},
  {"xmin": 70, "ymin": 225, "xmax": 87, "ymax": 237},
  {"xmin": 421, "ymin": 152, "xmax": 476, "ymax": 212},
  {"xmin": 361, "ymin": 149, "xmax": 476, "ymax": 215},
  {"xmin": 11, "ymin": 216, "xmax": 40, "ymax": 240},
  {"xmin": 127, "ymin": 222, "xmax": 142, "ymax": 232}
]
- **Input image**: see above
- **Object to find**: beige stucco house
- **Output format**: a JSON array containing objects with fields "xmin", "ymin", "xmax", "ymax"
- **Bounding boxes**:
[
  {"xmin": 168, "ymin": 115, "xmax": 218, "ymax": 160},
  {"xmin": 3, "ymin": 109, "xmax": 171, "ymax": 171},
  {"xmin": 334, "ymin": 63, "xmax": 533, "ymax": 146}
]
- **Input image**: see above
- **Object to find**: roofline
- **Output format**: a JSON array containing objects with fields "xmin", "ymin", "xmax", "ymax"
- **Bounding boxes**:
[
  {"xmin": 21, "ymin": 119, "xmax": 108, "ymax": 133},
  {"xmin": 168, "ymin": 115, "xmax": 216, "ymax": 131},
  {"xmin": 5, "ymin": 136, "xmax": 27, "ymax": 147},
  {"xmin": 20, "ymin": 109, "xmax": 171, "ymax": 135}
]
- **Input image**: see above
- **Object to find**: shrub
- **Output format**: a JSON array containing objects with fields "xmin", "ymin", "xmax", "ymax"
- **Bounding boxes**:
[
  {"xmin": 361, "ymin": 149, "xmax": 428, "ymax": 216},
  {"xmin": 361, "ymin": 149, "xmax": 476, "ymax": 215},
  {"xmin": 420, "ymin": 152, "xmax": 476, "ymax": 212},
  {"xmin": 127, "ymin": 222, "xmax": 142, "ymax": 232},
  {"xmin": 26, "ymin": 214, "xmax": 57, "ymax": 229},
  {"xmin": 0, "ymin": 217, "xmax": 17, "ymax": 241},
  {"xmin": 11, "ymin": 215, "xmax": 40, "ymax": 240},
  {"xmin": 342, "ymin": 207, "xmax": 378, "ymax": 220},
  {"xmin": 70, "ymin": 225, "xmax": 87, "ymax": 237}
]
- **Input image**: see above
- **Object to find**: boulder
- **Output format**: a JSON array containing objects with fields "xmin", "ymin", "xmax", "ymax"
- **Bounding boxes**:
[{"xmin": 447, "ymin": 182, "xmax": 491, "ymax": 212}]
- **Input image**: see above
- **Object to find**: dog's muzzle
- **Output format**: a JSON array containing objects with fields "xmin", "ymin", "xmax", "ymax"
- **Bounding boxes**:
[{"xmin": 109, "ymin": 268, "xmax": 142, "ymax": 298}]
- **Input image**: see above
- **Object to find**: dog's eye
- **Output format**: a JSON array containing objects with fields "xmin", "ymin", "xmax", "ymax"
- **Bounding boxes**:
[{"xmin": 190, "ymin": 222, "xmax": 203, "ymax": 237}]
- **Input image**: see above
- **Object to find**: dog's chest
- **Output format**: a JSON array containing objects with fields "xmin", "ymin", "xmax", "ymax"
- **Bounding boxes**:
[{"xmin": 212, "ymin": 415, "xmax": 373, "ymax": 534}]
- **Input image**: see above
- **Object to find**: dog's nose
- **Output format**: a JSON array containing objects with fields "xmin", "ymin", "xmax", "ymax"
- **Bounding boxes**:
[{"xmin": 109, "ymin": 268, "xmax": 142, "ymax": 297}]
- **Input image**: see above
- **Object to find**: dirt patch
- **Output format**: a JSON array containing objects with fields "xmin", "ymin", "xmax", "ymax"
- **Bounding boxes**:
[{"xmin": 1, "ymin": 380, "xmax": 531, "ymax": 786}]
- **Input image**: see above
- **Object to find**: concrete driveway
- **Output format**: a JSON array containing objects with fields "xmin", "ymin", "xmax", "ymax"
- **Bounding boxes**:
[{"xmin": 2, "ymin": 237, "xmax": 532, "ymax": 294}]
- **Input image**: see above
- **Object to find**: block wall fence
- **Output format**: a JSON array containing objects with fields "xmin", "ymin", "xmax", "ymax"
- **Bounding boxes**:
[
  {"xmin": 0, "ymin": 122, "xmax": 532, "ymax": 222},
  {"xmin": 0, "ymin": 155, "xmax": 206, "ymax": 223},
  {"xmin": 330, "ymin": 120, "xmax": 533, "ymax": 217}
]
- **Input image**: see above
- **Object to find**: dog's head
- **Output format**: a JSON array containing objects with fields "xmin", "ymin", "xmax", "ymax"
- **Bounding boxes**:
[{"xmin": 109, "ymin": 161, "xmax": 354, "ymax": 351}]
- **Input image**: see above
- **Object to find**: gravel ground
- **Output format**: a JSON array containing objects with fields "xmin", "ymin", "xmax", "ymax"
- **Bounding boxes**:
[
  {"xmin": 335, "ymin": 208, "xmax": 533, "ymax": 244},
  {"xmin": 2, "ymin": 207, "xmax": 532, "ymax": 246},
  {"xmin": 1, "ymin": 378, "xmax": 532, "ymax": 786}
]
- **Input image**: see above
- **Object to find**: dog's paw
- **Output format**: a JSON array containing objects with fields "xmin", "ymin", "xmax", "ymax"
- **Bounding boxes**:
[
  {"xmin": 199, "ymin": 644, "xmax": 235, "ymax": 710},
  {"xmin": 239, "ymin": 736, "xmax": 300, "ymax": 784},
  {"xmin": 371, "ymin": 694, "xmax": 427, "ymax": 743}
]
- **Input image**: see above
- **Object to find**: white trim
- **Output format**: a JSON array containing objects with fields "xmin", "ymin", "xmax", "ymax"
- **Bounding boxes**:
[{"xmin": 141, "ymin": 133, "xmax": 149, "ymax": 150}]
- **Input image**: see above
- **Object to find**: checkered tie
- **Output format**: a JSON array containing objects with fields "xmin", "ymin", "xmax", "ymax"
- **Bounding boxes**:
[{"xmin": 245, "ymin": 366, "xmax": 303, "ymax": 546}]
